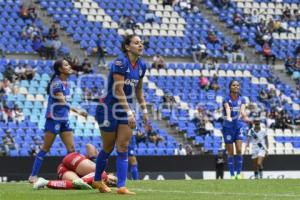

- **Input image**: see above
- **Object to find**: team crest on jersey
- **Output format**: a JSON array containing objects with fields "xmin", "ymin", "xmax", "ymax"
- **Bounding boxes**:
[
  {"xmin": 226, "ymin": 135, "xmax": 232, "ymax": 141},
  {"xmin": 55, "ymin": 124, "xmax": 60, "ymax": 131},
  {"xmin": 115, "ymin": 60, "xmax": 122, "ymax": 67},
  {"xmin": 126, "ymin": 68, "xmax": 130, "ymax": 73}
]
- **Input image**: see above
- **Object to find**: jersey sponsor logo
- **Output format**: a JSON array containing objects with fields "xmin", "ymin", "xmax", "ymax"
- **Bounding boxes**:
[
  {"xmin": 103, "ymin": 120, "xmax": 110, "ymax": 127},
  {"xmin": 124, "ymin": 79, "xmax": 139, "ymax": 86},
  {"xmin": 115, "ymin": 60, "xmax": 122, "ymax": 67}
]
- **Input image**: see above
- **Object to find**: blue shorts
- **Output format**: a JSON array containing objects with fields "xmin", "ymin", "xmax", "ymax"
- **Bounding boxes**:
[
  {"xmin": 95, "ymin": 104, "xmax": 128, "ymax": 132},
  {"xmin": 44, "ymin": 118, "xmax": 73, "ymax": 135},
  {"xmin": 222, "ymin": 120, "xmax": 246, "ymax": 144}
]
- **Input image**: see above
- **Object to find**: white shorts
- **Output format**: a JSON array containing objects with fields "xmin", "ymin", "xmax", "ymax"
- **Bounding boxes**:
[{"xmin": 251, "ymin": 147, "xmax": 266, "ymax": 159}]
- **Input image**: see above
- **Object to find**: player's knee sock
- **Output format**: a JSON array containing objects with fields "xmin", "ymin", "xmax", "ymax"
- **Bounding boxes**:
[
  {"xmin": 31, "ymin": 150, "xmax": 47, "ymax": 176},
  {"xmin": 82, "ymin": 172, "xmax": 95, "ymax": 184},
  {"xmin": 47, "ymin": 180, "xmax": 73, "ymax": 189},
  {"xmin": 94, "ymin": 150, "xmax": 110, "ymax": 181},
  {"xmin": 116, "ymin": 151, "xmax": 128, "ymax": 188},
  {"xmin": 236, "ymin": 155, "xmax": 243, "ymax": 175},
  {"xmin": 130, "ymin": 164, "xmax": 139, "ymax": 180},
  {"xmin": 259, "ymin": 167, "xmax": 263, "ymax": 178},
  {"xmin": 227, "ymin": 156, "xmax": 235, "ymax": 176}
]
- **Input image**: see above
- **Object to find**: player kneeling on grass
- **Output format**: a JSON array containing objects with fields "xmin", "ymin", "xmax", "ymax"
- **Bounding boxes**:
[
  {"xmin": 33, "ymin": 144, "xmax": 117, "ymax": 190},
  {"xmin": 244, "ymin": 118, "xmax": 268, "ymax": 179}
]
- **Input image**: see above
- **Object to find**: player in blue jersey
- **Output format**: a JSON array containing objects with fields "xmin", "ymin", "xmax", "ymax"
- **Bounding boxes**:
[
  {"xmin": 28, "ymin": 59, "xmax": 87, "ymax": 183},
  {"xmin": 222, "ymin": 80, "xmax": 250, "ymax": 180},
  {"xmin": 128, "ymin": 130, "xmax": 139, "ymax": 180},
  {"xmin": 93, "ymin": 34, "xmax": 148, "ymax": 195}
]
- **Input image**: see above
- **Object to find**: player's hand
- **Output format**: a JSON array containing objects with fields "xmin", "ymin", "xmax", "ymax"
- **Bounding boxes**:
[
  {"xmin": 142, "ymin": 113, "xmax": 148, "ymax": 124},
  {"xmin": 128, "ymin": 114, "xmax": 136, "ymax": 129}
]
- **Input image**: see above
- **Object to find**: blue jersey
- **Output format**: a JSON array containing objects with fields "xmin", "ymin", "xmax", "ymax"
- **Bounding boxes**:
[
  {"xmin": 103, "ymin": 55, "xmax": 147, "ymax": 106},
  {"xmin": 45, "ymin": 76, "xmax": 71, "ymax": 121},
  {"xmin": 223, "ymin": 95, "xmax": 246, "ymax": 120}
]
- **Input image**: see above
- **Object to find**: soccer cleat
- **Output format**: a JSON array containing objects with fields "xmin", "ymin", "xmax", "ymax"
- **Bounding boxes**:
[
  {"xmin": 230, "ymin": 176, "xmax": 236, "ymax": 180},
  {"xmin": 235, "ymin": 174, "xmax": 242, "ymax": 180},
  {"xmin": 116, "ymin": 187, "xmax": 136, "ymax": 195},
  {"xmin": 28, "ymin": 175, "xmax": 38, "ymax": 184},
  {"xmin": 92, "ymin": 180, "xmax": 111, "ymax": 193},
  {"xmin": 73, "ymin": 179, "xmax": 93, "ymax": 190},
  {"xmin": 33, "ymin": 177, "xmax": 49, "ymax": 189}
]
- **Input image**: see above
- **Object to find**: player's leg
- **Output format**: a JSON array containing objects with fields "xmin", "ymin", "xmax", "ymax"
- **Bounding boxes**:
[
  {"xmin": 129, "ymin": 156, "xmax": 139, "ymax": 180},
  {"xmin": 29, "ymin": 130, "xmax": 57, "ymax": 182},
  {"xmin": 60, "ymin": 121, "xmax": 76, "ymax": 153},
  {"xmin": 225, "ymin": 143, "xmax": 235, "ymax": 178},
  {"xmin": 235, "ymin": 139, "xmax": 243, "ymax": 179},
  {"xmin": 93, "ymin": 129, "xmax": 116, "ymax": 193},
  {"xmin": 257, "ymin": 155, "xmax": 265, "ymax": 179},
  {"xmin": 75, "ymin": 159, "xmax": 95, "ymax": 177},
  {"xmin": 115, "ymin": 124, "xmax": 135, "ymax": 194},
  {"xmin": 253, "ymin": 157, "xmax": 259, "ymax": 179}
]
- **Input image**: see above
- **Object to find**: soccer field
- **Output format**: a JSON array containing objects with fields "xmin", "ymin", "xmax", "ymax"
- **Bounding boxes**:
[{"xmin": 1, "ymin": 179, "xmax": 300, "ymax": 200}]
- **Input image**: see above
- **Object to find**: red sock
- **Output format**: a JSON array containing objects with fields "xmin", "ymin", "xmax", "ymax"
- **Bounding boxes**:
[
  {"xmin": 81, "ymin": 172, "xmax": 95, "ymax": 184},
  {"xmin": 47, "ymin": 180, "xmax": 73, "ymax": 189}
]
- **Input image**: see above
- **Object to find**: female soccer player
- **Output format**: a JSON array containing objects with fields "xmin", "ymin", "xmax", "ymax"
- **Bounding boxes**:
[
  {"xmin": 29, "ymin": 59, "xmax": 87, "ymax": 183},
  {"xmin": 244, "ymin": 118, "xmax": 268, "ymax": 179},
  {"xmin": 33, "ymin": 144, "xmax": 117, "ymax": 190},
  {"xmin": 222, "ymin": 80, "xmax": 250, "ymax": 179},
  {"xmin": 93, "ymin": 34, "xmax": 148, "ymax": 195}
]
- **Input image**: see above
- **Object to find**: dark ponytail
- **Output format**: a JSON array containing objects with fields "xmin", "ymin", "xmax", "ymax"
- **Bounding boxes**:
[
  {"xmin": 46, "ymin": 60, "xmax": 63, "ymax": 95},
  {"xmin": 121, "ymin": 34, "xmax": 138, "ymax": 53}
]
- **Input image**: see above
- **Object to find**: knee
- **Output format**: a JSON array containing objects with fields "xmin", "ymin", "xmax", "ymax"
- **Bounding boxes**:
[
  {"xmin": 236, "ymin": 150, "xmax": 242, "ymax": 155},
  {"xmin": 102, "ymin": 144, "xmax": 114, "ymax": 153},
  {"xmin": 116, "ymin": 143, "xmax": 129, "ymax": 153}
]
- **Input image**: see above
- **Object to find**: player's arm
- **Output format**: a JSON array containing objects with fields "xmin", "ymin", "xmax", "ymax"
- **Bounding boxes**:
[
  {"xmin": 223, "ymin": 102, "xmax": 232, "ymax": 121},
  {"xmin": 135, "ymin": 78, "xmax": 148, "ymax": 123},
  {"xmin": 113, "ymin": 73, "xmax": 131, "ymax": 113},
  {"xmin": 240, "ymin": 103, "xmax": 251, "ymax": 123},
  {"xmin": 113, "ymin": 73, "xmax": 136, "ymax": 129},
  {"xmin": 244, "ymin": 136, "xmax": 251, "ymax": 154},
  {"xmin": 55, "ymin": 92, "xmax": 87, "ymax": 117},
  {"xmin": 265, "ymin": 134, "xmax": 269, "ymax": 153}
]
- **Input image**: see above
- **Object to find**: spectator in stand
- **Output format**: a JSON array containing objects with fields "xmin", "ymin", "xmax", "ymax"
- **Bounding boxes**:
[
  {"xmin": 162, "ymin": 92, "xmax": 176, "ymax": 110},
  {"xmin": 28, "ymin": 4, "xmax": 37, "ymax": 21},
  {"xmin": 49, "ymin": 24, "xmax": 59, "ymax": 39},
  {"xmin": 262, "ymin": 42, "xmax": 276, "ymax": 65},
  {"xmin": 120, "ymin": 15, "xmax": 138, "ymax": 30},
  {"xmin": 199, "ymin": 74, "xmax": 209, "ymax": 90},
  {"xmin": 221, "ymin": 43, "xmax": 233, "ymax": 63},
  {"xmin": 232, "ymin": 38, "xmax": 245, "ymax": 62},
  {"xmin": 81, "ymin": 58, "xmax": 93, "ymax": 74},
  {"xmin": 43, "ymin": 36, "xmax": 55, "ymax": 59},
  {"xmin": 95, "ymin": 34, "xmax": 106, "ymax": 67},
  {"xmin": 282, "ymin": 7, "xmax": 291, "ymax": 20},
  {"xmin": 3, "ymin": 129, "xmax": 19, "ymax": 155},
  {"xmin": 4, "ymin": 63, "xmax": 16, "ymax": 83},
  {"xmin": 32, "ymin": 35, "xmax": 44, "ymax": 58},
  {"xmin": 144, "ymin": 122, "xmax": 164, "ymax": 144},
  {"xmin": 191, "ymin": 40, "xmax": 207, "ymax": 64},
  {"xmin": 192, "ymin": 107, "xmax": 211, "ymax": 136},
  {"xmin": 52, "ymin": 36, "xmax": 62, "ymax": 59},
  {"xmin": 0, "ymin": 43, "xmax": 5, "ymax": 58},
  {"xmin": 135, "ymin": 129, "xmax": 147, "ymax": 144},
  {"xmin": 12, "ymin": 105, "xmax": 24, "ymax": 123},
  {"xmin": 19, "ymin": 4, "xmax": 29, "ymax": 19},
  {"xmin": 207, "ymin": 30, "xmax": 219, "ymax": 44},
  {"xmin": 285, "ymin": 57, "xmax": 296, "ymax": 75},
  {"xmin": 24, "ymin": 64, "xmax": 36, "ymax": 80},
  {"xmin": 185, "ymin": 144, "xmax": 193, "ymax": 155},
  {"xmin": 152, "ymin": 54, "xmax": 166, "ymax": 69},
  {"xmin": 15, "ymin": 64, "xmax": 27, "ymax": 80},
  {"xmin": 174, "ymin": 144, "xmax": 187, "ymax": 156},
  {"xmin": 210, "ymin": 74, "xmax": 220, "ymax": 91},
  {"xmin": 233, "ymin": 13, "xmax": 244, "ymax": 26}
]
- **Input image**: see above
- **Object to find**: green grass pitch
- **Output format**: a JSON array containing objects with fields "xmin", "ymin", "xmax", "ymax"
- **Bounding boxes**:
[{"xmin": 1, "ymin": 179, "xmax": 300, "ymax": 200}]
